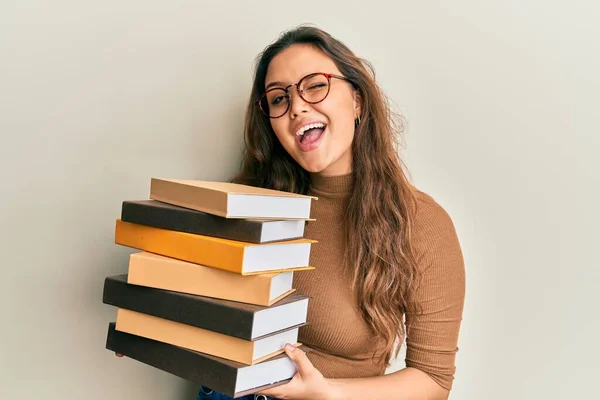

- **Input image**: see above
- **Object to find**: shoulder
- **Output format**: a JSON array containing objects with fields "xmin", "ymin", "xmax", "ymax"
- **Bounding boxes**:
[
  {"xmin": 410, "ymin": 189, "xmax": 463, "ymax": 268},
  {"xmin": 412, "ymin": 189, "xmax": 457, "ymax": 237}
]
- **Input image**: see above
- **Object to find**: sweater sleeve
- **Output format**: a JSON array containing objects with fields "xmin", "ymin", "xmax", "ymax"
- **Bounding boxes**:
[{"xmin": 404, "ymin": 192, "xmax": 466, "ymax": 391}]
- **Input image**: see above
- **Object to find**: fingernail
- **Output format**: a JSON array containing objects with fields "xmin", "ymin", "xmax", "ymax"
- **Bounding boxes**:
[{"xmin": 285, "ymin": 344, "xmax": 295, "ymax": 352}]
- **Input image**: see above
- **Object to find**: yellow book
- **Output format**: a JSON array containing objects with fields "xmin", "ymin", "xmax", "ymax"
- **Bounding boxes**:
[
  {"xmin": 115, "ymin": 308, "xmax": 302, "ymax": 365},
  {"xmin": 114, "ymin": 219, "xmax": 316, "ymax": 275}
]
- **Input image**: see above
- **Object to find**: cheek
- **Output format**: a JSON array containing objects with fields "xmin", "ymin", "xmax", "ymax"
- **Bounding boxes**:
[
  {"xmin": 318, "ymin": 98, "xmax": 355, "ymax": 138},
  {"xmin": 270, "ymin": 120, "xmax": 295, "ymax": 148}
]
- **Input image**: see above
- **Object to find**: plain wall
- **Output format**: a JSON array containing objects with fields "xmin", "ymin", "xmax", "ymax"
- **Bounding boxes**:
[{"xmin": 1, "ymin": 1, "xmax": 597, "ymax": 399}]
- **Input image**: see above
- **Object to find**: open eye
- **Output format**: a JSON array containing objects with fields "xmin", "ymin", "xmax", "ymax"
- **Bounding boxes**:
[
  {"xmin": 271, "ymin": 94, "xmax": 288, "ymax": 105},
  {"xmin": 265, "ymin": 88, "xmax": 289, "ymax": 107}
]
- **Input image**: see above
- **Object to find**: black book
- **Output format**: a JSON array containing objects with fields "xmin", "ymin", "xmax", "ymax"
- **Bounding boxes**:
[
  {"xmin": 102, "ymin": 274, "xmax": 309, "ymax": 340},
  {"xmin": 120, "ymin": 200, "xmax": 306, "ymax": 243},
  {"xmin": 105, "ymin": 322, "xmax": 308, "ymax": 398}
]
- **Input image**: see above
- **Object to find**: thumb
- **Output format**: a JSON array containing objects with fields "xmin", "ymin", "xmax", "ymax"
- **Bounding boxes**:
[{"xmin": 284, "ymin": 344, "xmax": 313, "ymax": 375}]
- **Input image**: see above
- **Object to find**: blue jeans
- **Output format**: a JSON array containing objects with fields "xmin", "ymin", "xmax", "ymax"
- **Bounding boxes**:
[{"xmin": 197, "ymin": 385, "xmax": 279, "ymax": 400}]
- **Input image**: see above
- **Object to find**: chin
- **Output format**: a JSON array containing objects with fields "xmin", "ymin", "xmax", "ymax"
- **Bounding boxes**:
[
  {"xmin": 296, "ymin": 157, "xmax": 330, "ymax": 174},
  {"xmin": 304, "ymin": 166, "xmax": 326, "ymax": 174}
]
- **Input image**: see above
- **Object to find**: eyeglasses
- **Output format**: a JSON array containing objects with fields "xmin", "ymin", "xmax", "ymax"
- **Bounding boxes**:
[{"xmin": 256, "ymin": 72, "xmax": 354, "ymax": 118}]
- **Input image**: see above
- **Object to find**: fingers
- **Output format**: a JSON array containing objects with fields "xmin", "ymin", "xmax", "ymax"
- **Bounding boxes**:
[
  {"xmin": 115, "ymin": 352, "xmax": 124, "ymax": 357},
  {"xmin": 284, "ymin": 344, "xmax": 312, "ymax": 375},
  {"xmin": 258, "ymin": 388, "xmax": 276, "ymax": 397}
]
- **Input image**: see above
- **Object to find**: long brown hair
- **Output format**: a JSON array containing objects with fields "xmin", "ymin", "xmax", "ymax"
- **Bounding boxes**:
[{"xmin": 232, "ymin": 26, "xmax": 419, "ymax": 365}]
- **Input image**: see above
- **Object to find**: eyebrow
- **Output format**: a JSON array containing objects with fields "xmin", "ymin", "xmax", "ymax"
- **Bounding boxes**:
[{"xmin": 265, "ymin": 81, "xmax": 286, "ymax": 90}]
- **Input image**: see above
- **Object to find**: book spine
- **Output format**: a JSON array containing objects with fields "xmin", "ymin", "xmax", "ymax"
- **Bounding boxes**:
[
  {"xmin": 102, "ymin": 276, "xmax": 255, "ymax": 340},
  {"xmin": 114, "ymin": 219, "xmax": 246, "ymax": 274},
  {"xmin": 105, "ymin": 322, "xmax": 238, "ymax": 396},
  {"xmin": 121, "ymin": 201, "xmax": 263, "ymax": 243}
]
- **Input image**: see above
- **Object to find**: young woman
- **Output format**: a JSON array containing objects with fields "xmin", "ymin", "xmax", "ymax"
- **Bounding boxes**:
[{"xmin": 195, "ymin": 26, "xmax": 466, "ymax": 400}]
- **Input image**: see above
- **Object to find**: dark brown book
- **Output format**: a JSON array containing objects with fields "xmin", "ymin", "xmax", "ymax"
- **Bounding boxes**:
[
  {"xmin": 105, "ymin": 322, "xmax": 309, "ymax": 398},
  {"xmin": 121, "ymin": 200, "xmax": 307, "ymax": 244},
  {"xmin": 102, "ymin": 274, "xmax": 309, "ymax": 340}
]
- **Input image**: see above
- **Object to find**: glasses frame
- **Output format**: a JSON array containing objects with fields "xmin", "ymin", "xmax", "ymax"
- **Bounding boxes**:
[{"xmin": 255, "ymin": 72, "xmax": 354, "ymax": 118}]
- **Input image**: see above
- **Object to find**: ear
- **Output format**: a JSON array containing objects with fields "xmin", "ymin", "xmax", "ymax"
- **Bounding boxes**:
[{"xmin": 352, "ymin": 89, "xmax": 363, "ymax": 119}]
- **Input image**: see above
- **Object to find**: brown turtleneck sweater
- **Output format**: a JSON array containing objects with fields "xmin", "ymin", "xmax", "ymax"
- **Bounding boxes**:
[{"xmin": 293, "ymin": 173, "xmax": 465, "ymax": 391}]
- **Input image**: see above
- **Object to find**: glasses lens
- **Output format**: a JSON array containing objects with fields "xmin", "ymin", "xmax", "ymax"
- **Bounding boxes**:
[
  {"xmin": 299, "ymin": 74, "xmax": 330, "ymax": 103},
  {"xmin": 261, "ymin": 88, "xmax": 289, "ymax": 118}
]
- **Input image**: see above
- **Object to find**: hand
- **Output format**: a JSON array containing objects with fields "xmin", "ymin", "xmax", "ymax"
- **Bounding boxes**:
[
  {"xmin": 115, "ymin": 352, "xmax": 124, "ymax": 357},
  {"xmin": 258, "ymin": 344, "xmax": 337, "ymax": 400}
]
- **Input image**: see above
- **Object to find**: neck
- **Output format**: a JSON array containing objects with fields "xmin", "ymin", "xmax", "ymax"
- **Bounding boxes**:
[{"xmin": 309, "ymin": 171, "xmax": 353, "ymax": 195}]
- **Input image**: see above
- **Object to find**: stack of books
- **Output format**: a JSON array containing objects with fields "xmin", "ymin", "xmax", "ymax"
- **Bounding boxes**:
[{"xmin": 102, "ymin": 178, "xmax": 317, "ymax": 398}]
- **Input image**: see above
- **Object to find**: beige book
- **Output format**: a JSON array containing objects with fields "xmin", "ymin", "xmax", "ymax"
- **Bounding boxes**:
[
  {"xmin": 115, "ymin": 308, "xmax": 301, "ymax": 365},
  {"xmin": 150, "ymin": 178, "xmax": 317, "ymax": 220},
  {"xmin": 127, "ymin": 251, "xmax": 296, "ymax": 306}
]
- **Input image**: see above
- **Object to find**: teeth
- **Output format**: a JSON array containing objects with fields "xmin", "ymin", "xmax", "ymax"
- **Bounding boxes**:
[{"xmin": 296, "ymin": 122, "xmax": 325, "ymax": 136}]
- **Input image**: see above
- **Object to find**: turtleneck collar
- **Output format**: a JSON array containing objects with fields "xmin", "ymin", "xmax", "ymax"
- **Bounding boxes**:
[{"xmin": 309, "ymin": 171, "xmax": 353, "ymax": 196}]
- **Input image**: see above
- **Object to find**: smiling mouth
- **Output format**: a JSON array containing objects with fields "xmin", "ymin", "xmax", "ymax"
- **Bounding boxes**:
[{"xmin": 296, "ymin": 125, "xmax": 326, "ymax": 152}]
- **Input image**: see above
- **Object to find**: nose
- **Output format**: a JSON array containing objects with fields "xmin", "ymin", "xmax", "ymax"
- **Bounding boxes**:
[{"xmin": 288, "ymin": 85, "xmax": 309, "ymax": 118}]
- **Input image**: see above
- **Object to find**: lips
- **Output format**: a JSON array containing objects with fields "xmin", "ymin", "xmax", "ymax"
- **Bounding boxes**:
[{"xmin": 296, "ymin": 125, "xmax": 326, "ymax": 152}]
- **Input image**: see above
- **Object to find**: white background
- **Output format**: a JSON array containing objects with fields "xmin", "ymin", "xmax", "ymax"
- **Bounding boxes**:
[{"xmin": 1, "ymin": 1, "xmax": 597, "ymax": 399}]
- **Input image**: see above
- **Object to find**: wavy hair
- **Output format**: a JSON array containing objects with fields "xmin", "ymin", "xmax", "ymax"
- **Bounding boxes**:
[{"xmin": 232, "ymin": 26, "xmax": 420, "ymax": 365}]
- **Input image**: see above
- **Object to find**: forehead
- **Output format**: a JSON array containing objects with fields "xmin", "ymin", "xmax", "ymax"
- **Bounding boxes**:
[{"xmin": 265, "ymin": 44, "xmax": 341, "ymax": 88}]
